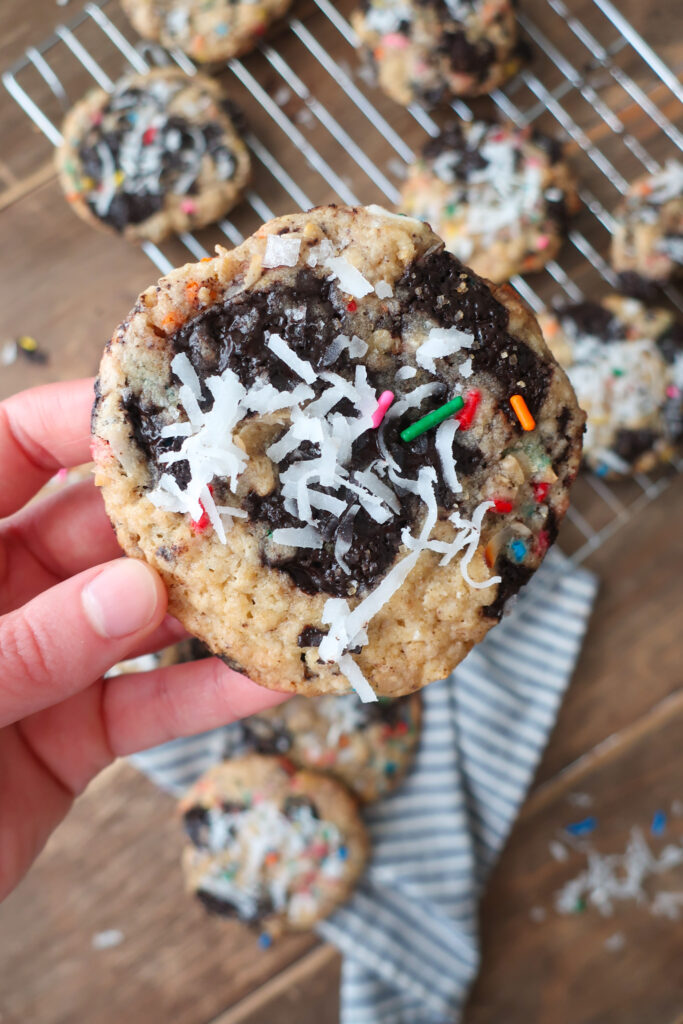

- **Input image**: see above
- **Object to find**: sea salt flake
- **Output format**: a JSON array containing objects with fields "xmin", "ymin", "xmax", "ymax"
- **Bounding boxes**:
[
  {"xmin": 262, "ymin": 234, "xmax": 301, "ymax": 269},
  {"xmin": 375, "ymin": 280, "xmax": 393, "ymax": 299}
]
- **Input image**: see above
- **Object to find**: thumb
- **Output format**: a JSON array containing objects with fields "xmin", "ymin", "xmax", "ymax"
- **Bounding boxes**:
[{"xmin": 0, "ymin": 558, "xmax": 167, "ymax": 727}]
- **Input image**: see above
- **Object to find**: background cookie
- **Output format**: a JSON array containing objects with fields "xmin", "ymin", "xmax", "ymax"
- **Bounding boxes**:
[
  {"xmin": 399, "ymin": 121, "xmax": 579, "ymax": 283},
  {"xmin": 611, "ymin": 160, "xmax": 683, "ymax": 299},
  {"xmin": 121, "ymin": 0, "xmax": 292, "ymax": 62},
  {"xmin": 179, "ymin": 756, "xmax": 367, "ymax": 937},
  {"xmin": 225, "ymin": 693, "xmax": 422, "ymax": 803},
  {"xmin": 541, "ymin": 297, "xmax": 683, "ymax": 477},
  {"xmin": 92, "ymin": 205, "xmax": 584, "ymax": 700},
  {"xmin": 57, "ymin": 68, "xmax": 250, "ymax": 243},
  {"xmin": 352, "ymin": 0, "xmax": 522, "ymax": 107}
]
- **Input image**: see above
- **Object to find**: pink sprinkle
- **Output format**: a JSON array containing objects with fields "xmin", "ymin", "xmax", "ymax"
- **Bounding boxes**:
[
  {"xmin": 371, "ymin": 390, "xmax": 394, "ymax": 428},
  {"xmin": 536, "ymin": 234, "xmax": 550, "ymax": 250},
  {"xmin": 382, "ymin": 32, "xmax": 409, "ymax": 48},
  {"xmin": 666, "ymin": 385, "xmax": 680, "ymax": 399},
  {"xmin": 56, "ymin": 467, "xmax": 68, "ymax": 482},
  {"xmin": 91, "ymin": 111, "xmax": 102, "ymax": 126},
  {"xmin": 180, "ymin": 199, "xmax": 197, "ymax": 214}
]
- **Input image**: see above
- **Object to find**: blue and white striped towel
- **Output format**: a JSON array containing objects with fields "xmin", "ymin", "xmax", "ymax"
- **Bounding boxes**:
[{"xmin": 131, "ymin": 548, "xmax": 597, "ymax": 1023}]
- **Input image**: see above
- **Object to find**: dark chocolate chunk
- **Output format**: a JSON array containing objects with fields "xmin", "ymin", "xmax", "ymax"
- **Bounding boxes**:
[
  {"xmin": 655, "ymin": 321, "xmax": 683, "ymax": 365},
  {"xmin": 558, "ymin": 302, "xmax": 625, "ymax": 342},
  {"xmin": 298, "ymin": 626, "xmax": 329, "ymax": 647},
  {"xmin": 616, "ymin": 271, "xmax": 664, "ymax": 304},
  {"xmin": 239, "ymin": 717, "xmax": 293, "ymax": 756},
  {"xmin": 283, "ymin": 796, "xmax": 319, "ymax": 821},
  {"xmin": 613, "ymin": 428, "xmax": 658, "ymax": 464},
  {"xmin": 481, "ymin": 558, "xmax": 533, "ymax": 620},
  {"xmin": 196, "ymin": 889, "xmax": 274, "ymax": 924},
  {"xmin": 422, "ymin": 121, "xmax": 489, "ymax": 180}
]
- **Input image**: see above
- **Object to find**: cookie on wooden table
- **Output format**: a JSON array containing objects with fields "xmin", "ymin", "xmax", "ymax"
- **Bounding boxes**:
[
  {"xmin": 121, "ymin": 0, "xmax": 292, "ymax": 62},
  {"xmin": 225, "ymin": 693, "xmax": 422, "ymax": 803},
  {"xmin": 92, "ymin": 204, "xmax": 584, "ymax": 701},
  {"xmin": 352, "ymin": 0, "xmax": 522, "ymax": 106},
  {"xmin": 57, "ymin": 69, "xmax": 250, "ymax": 243},
  {"xmin": 179, "ymin": 756, "xmax": 368, "ymax": 937},
  {"xmin": 611, "ymin": 161, "xmax": 683, "ymax": 299},
  {"xmin": 399, "ymin": 121, "xmax": 579, "ymax": 283},
  {"xmin": 541, "ymin": 297, "xmax": 683, "ymax": 477}
]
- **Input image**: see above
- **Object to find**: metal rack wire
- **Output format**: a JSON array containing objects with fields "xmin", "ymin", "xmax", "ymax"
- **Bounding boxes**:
[{"xmin": 3, "ymin": 0, "xmax": 682, "ymax": 564}]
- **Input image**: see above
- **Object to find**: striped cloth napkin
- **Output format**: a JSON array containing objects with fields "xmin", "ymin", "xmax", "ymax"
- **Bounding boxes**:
[{"xmin": 130, "ymin": 549, "xmax": 597, "ymax": 1023}]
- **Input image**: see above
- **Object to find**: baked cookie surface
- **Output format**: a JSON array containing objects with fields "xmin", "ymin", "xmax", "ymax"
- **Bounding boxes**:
[
  {"xmin": 121, "ymin": 0, "xmax": 292, "ymax": 62},
  {"xmin": 57, "ymin": 69, "xmax": 250, "ymax": 243},
  {"xmin": 541, "ymin": 297, "xmax": 683, "ymax": 477},
  {"xmin": 92, "ymin": 205, "xmax": 583, "ymax": 699},
  {"xmin": 179, "ymin": 756, "xmax": 367, "ymax": 936},
  {"xmin": 352, "ymin": 0, "xmax": 521, "ymax": 106},
  {"xmin": 611, "ymin": 161, "xmax": 683, "ymax": 298},
  {"xmin": 399, "ymin": 121, "xmax": 578, "ymax": 283},
  {"xmin": 224, "ymin": 693, "xmax": 421, "ymax": 802}
]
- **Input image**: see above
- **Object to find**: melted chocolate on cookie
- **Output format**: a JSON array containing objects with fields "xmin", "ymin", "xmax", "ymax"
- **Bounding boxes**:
[{"xmin": 124, "ymin": 248, "xmax": 555, "ymax": 607}]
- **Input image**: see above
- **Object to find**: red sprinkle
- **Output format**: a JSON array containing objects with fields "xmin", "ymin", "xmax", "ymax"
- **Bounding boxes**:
[
  {"xmin": 346, "ymin": 299, "xmax": 357, "ymax": 312},
  {"xmin": 493, "ymin": 498, "xmax": 513, "ymax": 513},
  {"xmin": 142, "ymin": 126, "xmax": 157, "ymax": 145},
  {"xmin": 456, "ymin": 389, "xmax": 481, "ymax": 430},
  {"xmin": 190, "ymin": 485, "xmax": 213, "ymax": 533},
  {"xmin": 533, "ymin": 482, "xmax": 550, "ymax": 503},
  {"xmin": 535, "ymin": 529, "xmax": 550, "ymax": 556}
]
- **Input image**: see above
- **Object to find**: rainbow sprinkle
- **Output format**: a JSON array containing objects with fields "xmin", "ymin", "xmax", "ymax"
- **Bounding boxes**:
[
  {"xmin": 400, "ymin": 395, "xmax": 464, "ymax": 443},
  {"xmin": 371, "ymin": 390, "xmax": 395, "ymax": 428},
  {"xmin": 510, "ymin": 394, "xmax": 536, "ymax": 431}
]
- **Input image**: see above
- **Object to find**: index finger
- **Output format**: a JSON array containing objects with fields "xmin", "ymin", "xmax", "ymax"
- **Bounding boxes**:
[{"xmin": 0, "ymin": 378, "xmax": 95, "ymax": 518}]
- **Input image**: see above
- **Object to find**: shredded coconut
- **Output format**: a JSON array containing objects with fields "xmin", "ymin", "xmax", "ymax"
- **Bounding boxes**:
[
  {"xmin": 415, "ymin": 325, "xmax": 474, "ymax": 374},
  {"xmin": 324, "ymin": 255, "xmax": 374, "ymax": 298}
]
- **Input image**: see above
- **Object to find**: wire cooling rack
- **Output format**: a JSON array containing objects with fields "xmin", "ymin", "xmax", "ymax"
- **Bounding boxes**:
[{"xmin": 3, "ymin": 0, "xmax": 683, "ymax": 564}]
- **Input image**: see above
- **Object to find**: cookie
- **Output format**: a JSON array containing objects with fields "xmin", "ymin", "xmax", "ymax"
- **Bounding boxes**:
[
  {"xmin": 224, "ymin": 693, "xmax": 421, "ymax": 803},
  {"xmin": 92, "ymin": 204, "xmax": 584, "ymax": 700},
  {"xmin": 351, "ymin": 0, "xmax": 522, "ymax": 107},
  {"xmin": 121, "ymin": 0, "xmax": 292, "ymax": 62},
  {"xmin": 611, "ymin": 161, "xmax": 683, "ymax": 299},
  {"xmin": 540, "ymin": 297, "xmax": 683, "ymax": 477},
  {"xmin": 179, "ymin": 755, "xmax": 367, "ymax": 936},
  {"xmin": 56, "ymin": 69, "xmax": 250, "ymax": 243},
  {"xmin": 399, "ymin": 121, "xmax": 579, "ymax": 283}
]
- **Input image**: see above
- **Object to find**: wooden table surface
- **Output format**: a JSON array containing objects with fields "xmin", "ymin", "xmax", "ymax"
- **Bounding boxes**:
[{"xmin": 1, "ymin": 0, "xmax": 682, "ymax": 1021}]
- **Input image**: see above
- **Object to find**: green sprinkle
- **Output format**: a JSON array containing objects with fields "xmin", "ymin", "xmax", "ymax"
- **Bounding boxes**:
[
  {"xmin": 400, "ymin": 396, "xmax": 464, "ymax": 443},
  {"xmin": 612, "ymin": 368, "xmax": 625, "ymax": 377},
  {"xmin": 573, "ymin": 898, "xmax": 586, "ymax": 914}
]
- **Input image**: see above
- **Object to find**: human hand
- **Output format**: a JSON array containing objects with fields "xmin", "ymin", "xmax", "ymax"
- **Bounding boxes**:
[{"xmin": 0, "ymin": 379, "xmax": 286, "ymax": 899}]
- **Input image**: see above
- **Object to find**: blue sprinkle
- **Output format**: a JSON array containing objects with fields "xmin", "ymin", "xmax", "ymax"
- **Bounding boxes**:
[
  {"xmin": 509, "ymin": 538, "xmax": 527, "ymax": 563},
  {"xmin": 338, "ymin": 845, "xmax": 348, "ymax": 861},
  {"xmin": 651, "ymin": 810, "xmax": 667, "ymax": 836},
  {"xmin": 126, "ymin": 111, "xmax": 138, "ymax": 124},
  {"xmin": 565, "ymin": 816, "xmax": 597, "ymax": 837},
  {"xmin": 258, "ymin": 932, "xmax": 272, "ymax": 949},
  {"xmin": 215, "ymin": 23, "xmax": 228, "ymax": 35},
  {"xmin": 595, "ymin": 464, "xmax": 608, "ymax": 478}
]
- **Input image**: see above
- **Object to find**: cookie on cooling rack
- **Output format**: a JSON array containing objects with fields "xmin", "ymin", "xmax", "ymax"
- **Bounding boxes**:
[
  {"xmin": 179, "ymin": 755, "xmax": 367, "ymax": 936},
  {"xmin": 56, "ymin": 68, "xmax": 250, "ymax": 243},
  {"xmin": 541, "ymin": 297, "xmax": 683, "ymax": 477},
  {"xmin": 399, "ymin": 121, "xmax": 579, "ymax": 283},
  {"xmin": 121, "ymin": 0, "xmax": 292, "ymax": 62},
  {"xmin": 611, "ymin": 160, "xmax": 683, "ymax": 299},
  {"xmin": 351, "ymin": 0, "xmax": 522, "ymax": 107},
  {"xmin": 224, "ymin": 692, "xmax": 422, "ymax": 803},
  {"xmin": 92, "ymin": 204, "xmax": 584, "ymax": 700}
]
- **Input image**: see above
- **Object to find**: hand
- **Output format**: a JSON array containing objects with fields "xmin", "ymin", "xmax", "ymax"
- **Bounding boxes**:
[{"xmin": 0, "ymin": 379, "xmax": 286, "ymax": 900}]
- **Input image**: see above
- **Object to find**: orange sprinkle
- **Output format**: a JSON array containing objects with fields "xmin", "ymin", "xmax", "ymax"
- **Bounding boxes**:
[
  {"xmin": 186, "ymin": 281, "xmax": 200, "ymax": 304},
  {"xmin": 200, "ymin": 256, "xmax": 212, "ymax": 262},
  {"xmin": 374, "ymin": 46, "xmax": 385, "ymax": 60},
  {"xmin": 265, "ymin": 852, "xmax": 279, "ymax": 866},
  {"xmin": 510, "ymin": 394, "xmax": 535, "ymax": 431},
  {"xmin": 338, "ymin": 734, "xmax": 350, "ymax": 748},
  {"xmin": 161, "ymin": 311, "xmax": 183, "ymax": 329}
]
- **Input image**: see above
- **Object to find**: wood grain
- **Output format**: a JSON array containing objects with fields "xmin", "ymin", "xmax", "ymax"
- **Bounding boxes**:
[{"xmin": 1, "ymin": 0, "xmax": 682, "ymax": 1022}]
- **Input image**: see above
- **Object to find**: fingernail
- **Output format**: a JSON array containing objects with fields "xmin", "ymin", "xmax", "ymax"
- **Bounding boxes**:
[{"xmin": 82, "ymin": 559, "xmax": 161, "ymax": 639}]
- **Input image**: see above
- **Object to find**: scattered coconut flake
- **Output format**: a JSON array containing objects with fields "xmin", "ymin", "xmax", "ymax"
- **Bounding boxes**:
[
  {"xmin": 567, "ymin": 792, "xmax": 594, "ymax": 808},
  {"xmin": 395, "ymin": 365, "xmax": 417, "ymax": 380},
  {"xmin": 604, "ymin": 932, "xmax": 626, "ymax": 952},
  {"xmin": 262, "ymin": 234, "xmax": 301, "ymax": 269},
  {"xmin": 549, "ymin": 840, "xmax": 569, "ymax": 861},
  {"xmin": 364, "ymin": 204, "xmax": 423, "ymax": 228},
  {"xmin": 375, "ymin": 280, "xmax": 393, "ymax": 299},
  {"xmin": 334, "ymin": 504, "xmax": 360, "ymax": 575},
  {"xmin": 338, "ymin": 653, "xmax": 377, "ymax": 703},
  {"xmin": 415, "ymin": 326, "xmax": 474, "ymax": 374},
  {"xmin": 1, "ymin": 339, "xmax": 17, "ymax": 366},
  {"xmin": 271, "ymin": 525, "xmax": 323, "ymax": 548},
  {"xmin": 266, "ymin": 333, "xmax": 317, "ymax": 384},
  {"xmin": 460, "ymin": 356, "xmax": 473, "ymax": 378},
  {"xmin": 322, "ymin": 332, "xmax": 369, "ymax": 367},
  {"xmin": 324, "ymin": 255, "xmax": 374, "ymax": 298},
  {"xmin": 434, "ymin": 418, "xmax": 462, "ymax": 495},
  {"xmin": 92, "ymin": 929, "xmax": 124, "ymax": 950}
]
